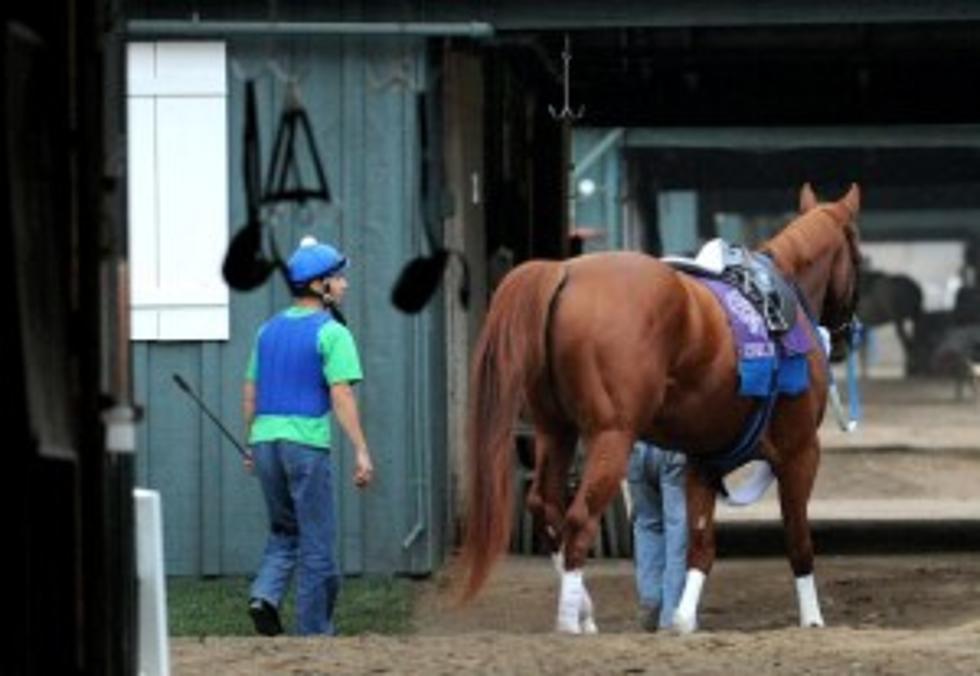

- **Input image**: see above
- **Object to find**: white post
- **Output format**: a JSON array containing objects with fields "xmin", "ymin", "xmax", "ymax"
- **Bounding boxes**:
[{"xmin": 135, "ymin": 488, "xmax": 170, "ymax": 676}]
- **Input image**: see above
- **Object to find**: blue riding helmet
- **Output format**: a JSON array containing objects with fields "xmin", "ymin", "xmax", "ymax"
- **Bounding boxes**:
[{"xmin": 287, "ymin": 236, "xmax": 349, "ymax": 285}]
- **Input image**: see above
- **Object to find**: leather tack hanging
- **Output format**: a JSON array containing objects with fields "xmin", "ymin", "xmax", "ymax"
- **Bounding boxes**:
[{"xmin": 263, "ymin": 81, "xmax": 332, "ymax": 205}]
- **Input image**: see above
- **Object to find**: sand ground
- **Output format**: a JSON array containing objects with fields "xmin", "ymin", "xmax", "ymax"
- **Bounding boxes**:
[{"xmin": 171, "ymin": 377, "xmax": 980, "ymax": 674}]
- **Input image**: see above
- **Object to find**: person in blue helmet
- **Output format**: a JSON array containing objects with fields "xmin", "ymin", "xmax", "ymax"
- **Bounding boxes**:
[
  {"xmin": 628, "ymin": 441, "xmax": 688, "ymax": 632},
  {"xmin": 243, "ymin": 235, "xmax": 374, "ymax": 636}
]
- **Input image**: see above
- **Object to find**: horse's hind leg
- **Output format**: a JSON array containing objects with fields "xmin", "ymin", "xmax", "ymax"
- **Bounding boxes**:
[
  {"xmin": 524, "ymin": 427, "xmax": 600, "ymax": 634},
  {"xmin": 550, "ymin": 435, "xmax": 605, "ymax": 630},
  {"xmin": 776, "ymin": 440, "xmax": 825, "ymax": 628},
  {"xmin": 672, "ymin": 469, "xmax": 718, "ymax": 633},
  {"xmin": 557, "ymin": 429, "xmax": 632, "ymax": 634},
  {"xmin": 525, "ymin": 426, "xmax": 575, "ymax": 554}
]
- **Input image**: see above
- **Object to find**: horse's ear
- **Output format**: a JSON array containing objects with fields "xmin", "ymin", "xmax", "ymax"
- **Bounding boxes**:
[
  {"xmin": 842, "ymin": 183, "xmax": 861, "ymax": 215},
  {"xmin": 799, "ymin": 183, "xmax": 818, "ymax": 213}
]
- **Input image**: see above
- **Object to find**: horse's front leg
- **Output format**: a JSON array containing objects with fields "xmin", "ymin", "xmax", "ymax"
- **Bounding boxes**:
[
  {"xmin": 672, "ymin": 467, "xmax": 717, "ymax": 634},
  {"xmin": 776, "ymin": 440, "xmax": 825, "ymax": 628},
  {"xmin": 558, "ymin": 430, "xmax": 631, "ymax": 634}
]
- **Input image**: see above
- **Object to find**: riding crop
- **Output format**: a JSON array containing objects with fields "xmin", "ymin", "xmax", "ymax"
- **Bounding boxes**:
[{"xmin": 172, "ymin": 373, "xmax": 251, "ymax": 459}]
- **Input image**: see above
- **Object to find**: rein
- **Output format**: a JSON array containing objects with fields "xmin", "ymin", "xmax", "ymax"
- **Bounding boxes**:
[{"xmin": 788, "ymin": 248, "xmax": 863, "ymax": 432}]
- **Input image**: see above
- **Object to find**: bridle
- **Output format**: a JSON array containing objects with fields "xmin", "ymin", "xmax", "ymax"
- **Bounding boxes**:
[{"xmin": 823, "ymin": 218, "xmax": 862, "ymax": 347}]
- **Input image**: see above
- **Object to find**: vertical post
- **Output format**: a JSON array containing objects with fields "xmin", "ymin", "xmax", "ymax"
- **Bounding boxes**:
[
  {"xmin": 657, "ymin": 191, "xmax": 700, "ymax": 256},
  {"xmin": 134, "ymin": 489, "xmax": 171, "ymax": 676},
  {"xmin": 562, "ymin": 119, "xmax": 574, "ymax": 258},
  {"xmin": 98, "ymin": 1, "xmax": 139, "ymax": 669}
]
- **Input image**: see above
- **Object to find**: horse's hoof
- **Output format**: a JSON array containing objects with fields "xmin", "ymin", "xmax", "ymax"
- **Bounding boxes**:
[
  {"xmin": 557, "ymin": 604, "xmax": 584, "ymax": 635},
  {"xmin": 798, "ymin": 607, "xmax": 825, "ymax": 628},
  {"xmin": 581, "ymin": 618, "xmax": 599, "ymax": 634},
  {"xmin": 672, "ymin": 611, "xmax": 697, "ymax": 634},
  {"xmin": 555, "ymin": 618, "xmax": 582, "ymax": 634}
]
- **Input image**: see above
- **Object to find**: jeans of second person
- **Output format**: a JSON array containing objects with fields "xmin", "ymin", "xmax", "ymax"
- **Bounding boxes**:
[
  {"xmin": 628, "ymin": 442, "xmax": 688, "ymax": 629},
  {"xmin": 250, "ymin": 441, "xmax": 340, "ymax": 635}
]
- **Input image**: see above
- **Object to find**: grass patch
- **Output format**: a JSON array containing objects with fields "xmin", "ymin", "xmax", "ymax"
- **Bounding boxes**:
[{"xmin": 167, "ymin": 575, "xmax": 414, "ymax": 637}]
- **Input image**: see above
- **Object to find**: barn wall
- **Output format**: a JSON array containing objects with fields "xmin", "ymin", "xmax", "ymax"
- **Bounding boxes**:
[{"xmin": 133, "ymin": 35, "xmax": 448, "ymax": 576}]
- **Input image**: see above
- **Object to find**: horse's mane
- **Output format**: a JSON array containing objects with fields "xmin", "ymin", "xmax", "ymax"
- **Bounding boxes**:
[{"xmin": 761, "ymin": 202, "xmax": 855, "ymax": 274}]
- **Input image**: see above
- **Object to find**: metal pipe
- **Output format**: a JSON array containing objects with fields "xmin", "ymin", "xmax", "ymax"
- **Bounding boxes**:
[
  {"xmin": 402, "ymin": 303, "xmax": 428, "ymax": 552},
  {"xmin": 402, "ymin": 522, "xmax": 425, "ymax": 550},
  {"xmin": 624, "ymin": 125, "xmax": 980, "ymax": 150},
  {"xmin": 126, "ymin": 19, "xmax": 494, "ymax": 38},
  {"xmin": 401, "ymin": 94, "xmax": 430, "ymax": 556},
  {"xmin": 573, "ymin": 127, "xmax": 624, "ymax": 179}
]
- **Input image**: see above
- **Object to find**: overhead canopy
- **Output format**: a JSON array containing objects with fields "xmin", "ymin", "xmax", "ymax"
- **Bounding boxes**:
[
  {"xmin": 623, "ymin": 126, "xmax": 980, "ymax": 150},
  {"xmin": 123, "ymin": 1, "xmax": 980, "ymax": 29}
]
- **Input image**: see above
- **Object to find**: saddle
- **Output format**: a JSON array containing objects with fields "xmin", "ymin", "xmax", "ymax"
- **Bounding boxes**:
[
  {"xmin": 663, "ymin": 239, "xmax": 814, "ymax": 487},
  {"xmin": 664, "ymin": 239, "xmax": 799, "ymax": 334}
]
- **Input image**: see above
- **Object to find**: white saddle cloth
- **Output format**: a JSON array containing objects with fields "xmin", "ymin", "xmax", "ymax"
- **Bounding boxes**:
[{"xmin": 661, "ymin": 238, "xmax": 733, "ymax": 276}]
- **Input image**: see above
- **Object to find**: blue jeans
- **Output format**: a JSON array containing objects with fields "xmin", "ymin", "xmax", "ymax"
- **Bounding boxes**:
[
  {"xmin": 628, "ymin": 442, "xmax": 688, "ymax": 629},
  {"xmin": 250, "ymin": 441, "xmax": 340, "ymax": 635}
]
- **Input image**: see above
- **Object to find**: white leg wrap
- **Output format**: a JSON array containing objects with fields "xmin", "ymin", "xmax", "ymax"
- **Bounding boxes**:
[
  {"xmin": 795, "ymin": 574, "xmax": 825, "ymax": 628},
  {"xmin": 672, "ymin": 569, "xmax": 706, "ymax": 634},
  {"xmin": 557, "ymin": 569, "xmax": 585, "ymax": 634},
  {"xmin": 579, "ymin": 587, "xmax": 598, "ymax": 634},
  {"xmin": 552, "ymin": 552, "xmax": 599, "ymax": 634}
]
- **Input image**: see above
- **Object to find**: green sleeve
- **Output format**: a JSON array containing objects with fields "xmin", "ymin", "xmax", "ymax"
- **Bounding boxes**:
[
  {"xmin": 318, "ymin": 322, "xmax": 363, "ymax": 385},
  {"xmin": 245, "ymin": 328, "xmax": 263, "ymax": 382}
]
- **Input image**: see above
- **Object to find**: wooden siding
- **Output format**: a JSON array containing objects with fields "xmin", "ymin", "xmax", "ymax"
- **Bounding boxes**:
[{"xmin": 133, "ymin": 36, "xmax": 447, "ymax": 576}]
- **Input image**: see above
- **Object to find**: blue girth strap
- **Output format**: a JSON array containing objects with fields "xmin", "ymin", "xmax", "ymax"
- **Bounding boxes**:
[{"xmin": 692, "ymin": 376, "xmax": 779, "ymax": 487}]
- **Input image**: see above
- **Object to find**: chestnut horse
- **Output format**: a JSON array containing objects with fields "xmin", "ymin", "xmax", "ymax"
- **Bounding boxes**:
[{"xmin": 461, "ymin": 184, "xmax": 861, "ymax": 634}]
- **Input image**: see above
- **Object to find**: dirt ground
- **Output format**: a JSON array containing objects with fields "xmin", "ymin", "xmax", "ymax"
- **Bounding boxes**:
[
  {"xmin": 171, "ymin": 553, "xmax": 980, "ymax": 675},
  {"xmin": 171, "ymin": 378, "xmax": 980, "ymax": 674}
]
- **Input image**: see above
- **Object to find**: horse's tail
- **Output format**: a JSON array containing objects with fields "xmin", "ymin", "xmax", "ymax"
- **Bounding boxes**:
[{"xmin": 460, "ymin": 260, "xmax": 567, "ymax": 601}]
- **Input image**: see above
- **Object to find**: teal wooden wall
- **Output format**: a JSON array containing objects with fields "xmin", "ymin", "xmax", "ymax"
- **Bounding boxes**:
[{"xmin": 133, "ymin": 36, "xmax": 447, "ymax": 577}]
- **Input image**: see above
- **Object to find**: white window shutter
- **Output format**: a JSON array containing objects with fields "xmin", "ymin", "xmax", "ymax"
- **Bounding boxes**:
[{"xmin": 127, "ymin": 42, "xmax": 229, "ymax": 341}]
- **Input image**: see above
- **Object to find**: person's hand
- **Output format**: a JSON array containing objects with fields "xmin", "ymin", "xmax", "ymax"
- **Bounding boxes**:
[
  {"xmin": 243, "ymin": 449, "xmax": 255, "ymax": 474},
  {"xmin": 354, "ymin": 448, "xmax": 374, "ymax": 488}
]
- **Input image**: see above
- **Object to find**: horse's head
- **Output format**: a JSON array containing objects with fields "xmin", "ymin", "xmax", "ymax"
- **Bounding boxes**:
[{"xmin": 797, "ymin": 183, "xmax": 863, "ymax": 360}]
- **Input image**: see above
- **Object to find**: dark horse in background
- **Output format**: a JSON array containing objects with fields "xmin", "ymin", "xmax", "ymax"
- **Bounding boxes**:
[
  {"xmin": 461, "ymin": 185, "xmax": 861, "ymax": 634},
  {"xmin": 857, "ymin": 266, "xmax": 923, "ymax": 375}
]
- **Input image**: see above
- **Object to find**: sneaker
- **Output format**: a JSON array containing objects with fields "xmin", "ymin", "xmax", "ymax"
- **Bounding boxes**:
[{"xmin": 249, "ymin": 598, "xmax": 283, "ymax": 636}]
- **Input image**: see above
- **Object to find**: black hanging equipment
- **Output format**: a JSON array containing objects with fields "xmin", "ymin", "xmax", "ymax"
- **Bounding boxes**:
[
  {"xmin": 391, "ymin": 91, "xmax": 470, "ymax": 314},
  {"xmin": 263, "ymin": 81, "xmax": 332, "ymax": 205},
  {"xmin": 223, "ymin": 80, "xmax": 284, "ymax": 291}
]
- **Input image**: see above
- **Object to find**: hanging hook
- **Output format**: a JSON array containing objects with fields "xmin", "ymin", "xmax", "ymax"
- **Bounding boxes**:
[
  {"xmin": 549, "ymin": 34, "xmax": 585, "ymax": 122},
  {"xmin": 367, "ymin": 57, "xmax": 419, "ymax": 92}
]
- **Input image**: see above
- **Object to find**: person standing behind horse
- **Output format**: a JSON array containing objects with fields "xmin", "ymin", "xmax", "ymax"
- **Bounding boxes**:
[
  {"xmin": 628, "ymin": 441, "xmax": 688, "ymax": 631},
  {"xmin": 243, "ymin": 236, "xmax": 374, "ymax": 636}
]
